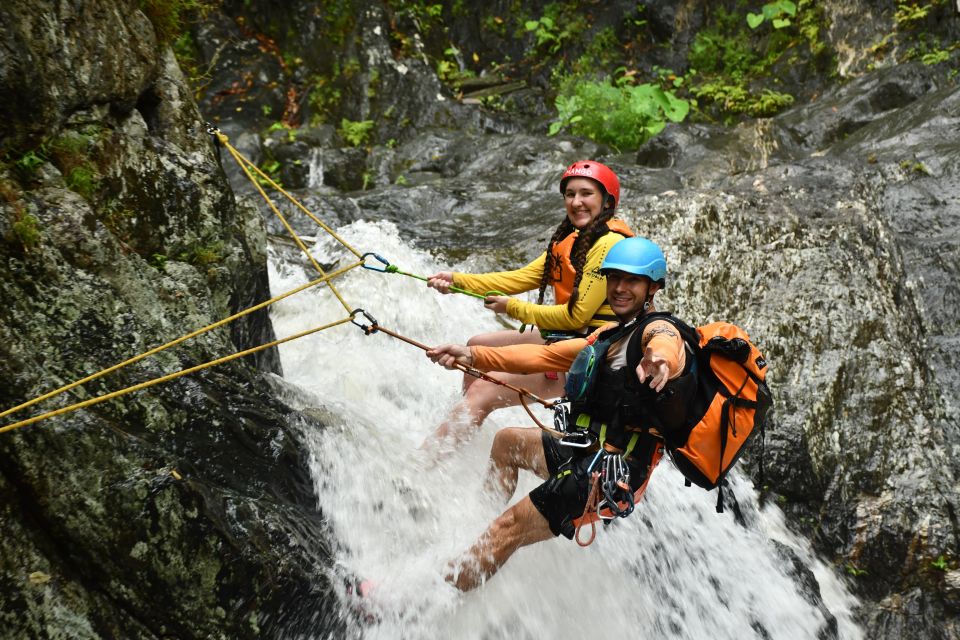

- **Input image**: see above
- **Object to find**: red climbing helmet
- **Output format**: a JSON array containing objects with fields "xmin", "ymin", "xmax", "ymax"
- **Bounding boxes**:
[{"xmin": 559, "ymin": 160, "xmax": 620, "ymax": 211}]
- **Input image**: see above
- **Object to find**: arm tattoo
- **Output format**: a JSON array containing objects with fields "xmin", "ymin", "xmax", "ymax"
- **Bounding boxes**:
[{"xmin": 641, "ymin": 326, "xmax": 678, "ymax": 350}]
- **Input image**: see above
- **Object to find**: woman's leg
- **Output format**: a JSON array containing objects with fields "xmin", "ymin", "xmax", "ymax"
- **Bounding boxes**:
[
  {"xmin": 426, "ymin": 371, "xmax": 564, "ymax": 448},
  {"xmin": 484, "ymin": 427, "xmax": 550, "ymax": 501}
]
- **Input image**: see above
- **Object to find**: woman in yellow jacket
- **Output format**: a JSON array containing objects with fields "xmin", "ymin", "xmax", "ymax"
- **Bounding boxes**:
[{"xmin": 424, "ymin": 160, "xmax": 634, "ymax": 448}]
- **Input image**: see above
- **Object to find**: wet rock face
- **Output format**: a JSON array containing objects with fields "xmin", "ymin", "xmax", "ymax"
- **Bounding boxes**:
[
  {"xmin": 0, "ymin": 2, "xmax": 336, "ymax": 638},
  {"xmin": 0, "ymin": 0, "xmax": 158, "ymax": 152},
  {"xmin": 625, "ymin": 75, "xmax": 960, "ymax": 636}
]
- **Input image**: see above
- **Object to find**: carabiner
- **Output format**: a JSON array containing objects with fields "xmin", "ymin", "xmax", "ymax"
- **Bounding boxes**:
[
  {"xmin": 599, "ymin": 453, "xmax": 634, "ymax": 519},
  {"xmin": 559, "ymin": 431, "xmax": 596, "ymax": 449},
  {"xmin": 360, "ymin": 252, "xmax": 392, "ymax": 273},
  {"xmin": 350, "ymin": 308, "xmax": 379, "ymax": 335},
  {"xmin": 553, "ymin": 403, "xmax": 571, "ymax": 433}
]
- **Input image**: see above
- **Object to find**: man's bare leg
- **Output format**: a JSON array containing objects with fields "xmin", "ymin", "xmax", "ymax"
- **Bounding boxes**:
[{"xmin": 446, "ymin": 496, "xmax": 555, "ymax": 592}]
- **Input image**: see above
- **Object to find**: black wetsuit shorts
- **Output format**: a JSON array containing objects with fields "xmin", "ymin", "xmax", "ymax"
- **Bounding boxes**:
[{"xmin": 529, "ymin": 431, "xmax": 658, "ymax": 540}]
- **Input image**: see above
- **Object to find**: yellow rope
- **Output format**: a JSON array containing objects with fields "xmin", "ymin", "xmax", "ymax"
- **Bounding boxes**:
[
  {"xmin": 0, "ymin": 260, "xmax": 362, "ymax": 422},
  {"xmin": 2, "ymin": 126, "xmax": 377, "ymax": 434},
  {"xmin": 216, "ymin": 133, "xmax": 362, "ymax": 258},
  {"xmin": 0, "ymin": 316, "xmax": 354, "ymax": 434},
  {"xmin": 217, "ymin": 131, "xmax": 357, "ymax": 313}
]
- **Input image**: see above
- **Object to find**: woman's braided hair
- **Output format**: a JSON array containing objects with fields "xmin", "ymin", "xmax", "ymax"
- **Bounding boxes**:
[{"xmin": 535, "ymin": 192, "xmax": 617, "ymax": 314}]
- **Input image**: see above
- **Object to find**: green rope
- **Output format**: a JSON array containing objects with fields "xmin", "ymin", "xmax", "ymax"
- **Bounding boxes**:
[{"xmin": 384, "ymin": 264, "xmax": 502, "ymax": 300}]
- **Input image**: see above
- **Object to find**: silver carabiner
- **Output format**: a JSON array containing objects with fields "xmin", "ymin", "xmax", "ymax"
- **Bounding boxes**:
[
  {"xmin": 559, "ymin": 431, "xmax": 596, "ymax": 449},
  {"xmin": 553, "ymin": 403, "xmax": 571, "ymax": 433}
]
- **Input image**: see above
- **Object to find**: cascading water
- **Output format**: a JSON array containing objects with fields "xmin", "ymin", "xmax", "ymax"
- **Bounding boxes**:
[
  {"xmin": 267, "ymin": 219, "xmax": 864, "ymax": 640},
  {"xmin": 307, "ymin": 147, "xmax": 325, "ymax": 189}
]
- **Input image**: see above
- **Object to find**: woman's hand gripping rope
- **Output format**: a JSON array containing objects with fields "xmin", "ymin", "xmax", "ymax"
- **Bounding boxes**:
[{"xmin": 362, "ymin": 253, "xmax": 509, "ymax": 302}]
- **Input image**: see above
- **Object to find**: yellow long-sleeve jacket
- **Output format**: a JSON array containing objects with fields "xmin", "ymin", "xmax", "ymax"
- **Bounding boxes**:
[{"xmin": 452, "ymin": 219, "xmax": 634, "ymax": 331}]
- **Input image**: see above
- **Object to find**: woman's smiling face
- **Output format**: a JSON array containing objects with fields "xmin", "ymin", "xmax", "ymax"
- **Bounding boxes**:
[{"xmin": 563, "ymin": 177, "xmax": 605, "ymax": 229}]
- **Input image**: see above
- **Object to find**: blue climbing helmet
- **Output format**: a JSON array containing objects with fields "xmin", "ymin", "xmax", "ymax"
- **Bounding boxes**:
[{"xmin": 600, "ymin": 236, "xmax": 667, "ymax": 287}]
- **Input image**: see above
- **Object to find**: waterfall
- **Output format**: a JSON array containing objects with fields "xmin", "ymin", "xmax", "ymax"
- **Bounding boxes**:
[
  {"xmin": 267, "ymin": 219, "xmax": 864, "ymax": 639},
  {"xmin": 307, "ymin": 147, "xmax": 325, "ymax": 189}
]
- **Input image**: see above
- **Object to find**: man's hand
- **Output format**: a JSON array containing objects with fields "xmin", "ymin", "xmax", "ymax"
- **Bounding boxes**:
[
  {"xmin": 637, "ymin": 346, "xmax": 670, "ymax": 392},
  {"xmin": 426, "ymin": 271, "xmax": 455, "ymax": 293},
  {"xmin": 483, "ymin": 295, "xmax": 509, "ymax": 314},
  {"xmin": 427, "ymin": 344, "xmax": 473, "ymax": 370}
]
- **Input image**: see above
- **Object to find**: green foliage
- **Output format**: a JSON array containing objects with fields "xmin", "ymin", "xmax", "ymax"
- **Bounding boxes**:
[
  {"xmin": 179, "ymin": 241, "xmax": 224, "ymax": 266},
  {"xmin": 307, "ymin": 76, "xmax": 343, "ymax": 126},
  {"xmin": 746, "ymin": 1, "xmax": 797, "ymax": 30},
  {"xmin": 548, "ymin": 75, "xmax": 690, "ymax": 151},
  {"xmin": 265, "ymin": 121, "xmax": 297, "ymax": 142},
  {"xmin": 50, "ymin": 131, "xmax": 89, "ymax": 156},
  {"xmin": 65, "ymin": 165, "xmax": 100, "ymax": 200},
  {"xmin": 367, "ymin": 69, "xmax": 381, "ymax": 98},
  {"xmin": 930, "ymin": 555, "xmax": 949, "ymax": 571},
  {"xmin": 0, "ymin": 179, "xmax": 39, "ymax": 252},
  {"xmin": 338, "ymin": 119, "xmax": 374, "ymax": 147},
  {"xmin": 922, "ymin": 49, "xmax": 951, "ymax": 65},
  {"xmin": 437, "ymin": 46, "xmax": 476, "ymax": 87},
  {"xmin": 387, "ymin": 0, "xmax": 444, "ymax": 25},
  {"xmin": 172, "ymin": 31, "xmax": 213, "ymax": 94},
  {"xmin": 13, "ymin": 150, "xmax": 45, "ymax": 181},
  {"xmin": 483, "ymin": 15, "xmax": 507, "ymax": 37},
  {"xmin": 43, "ymin": 130, "xmax": 101, "ymax": 199},
  {"xmin": 872, "ymin": 0, "xmax": 956, "ymax": 68},
  {"xmin": 895, "ymin": 0, "xmax": 932, "ymax": 26},
  {"xmin": 253, "ymin": 159, "xmax": 282, "ymax": 187},
  {"xmin": 524, "ymin": 16, "xmax": 564, "ymax": 54},
  {"xmin": 690, "ymin": 82, "xmax": 794, "ymax": 117},
  {"xmin": 342, "ymin": 58, "xmax": 362, "ymax": 78},
  {"xmin": 140, "ymin": 0, "xmax": 221, "ymax": 43},
  {"xmin": 845, "ymin": 564, "xmax": 868, "ymax": 577},
  {"xmin": 900, "ymin": 159, "xmax": 931, "ymax": 175},
  {"xmin": 11, "ymin": 213, "xmax": 41, "ymax": 251},
  {"xmin": 317, "ymin": 0, "xmax": 356, "ymax": 47},
  {"xmin": 523, "ymin": 3, "xmax": 585, "ymax": 55},
  {"xmin": 566, "ymin": 27, "xmax": 621, "ymax": 77},
  {"xmin": 149, "ymin": 253, "xmax": 169, "ymax": 272},
  {"xmin": 684, "ymin": 1, "xmax": 828, "ymax": 120},
  {"xmin": 689, "ymin": 28, "xmax": 754, "ymax": 78}
]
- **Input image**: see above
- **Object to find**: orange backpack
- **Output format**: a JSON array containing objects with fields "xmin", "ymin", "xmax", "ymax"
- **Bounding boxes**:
[{"xmin": 637, "ymin": 315, "xmax": 772, "ymax": 512}]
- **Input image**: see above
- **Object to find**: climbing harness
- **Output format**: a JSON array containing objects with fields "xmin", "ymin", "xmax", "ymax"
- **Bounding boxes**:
[{"xmin": 568, "ymin": 420, "xmax": 646, "ymax": 545}]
